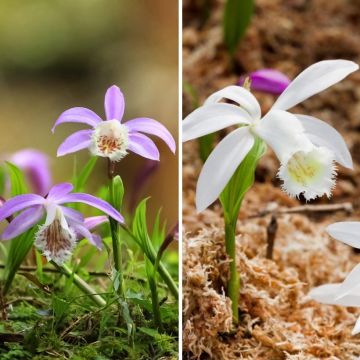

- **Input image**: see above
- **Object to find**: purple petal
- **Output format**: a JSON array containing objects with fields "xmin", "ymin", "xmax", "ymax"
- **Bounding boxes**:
[
  {"xmin": 2, "ymin": 206, "xmax": 44, "ymax": 240},
  {"xmin": 52, "ymin": 107, "xmax": 102, "ymax": 133},
  {"xmin": 128, "ymin": 133, "xmax": 160, "ymax": 161},
  {"xmin": 10, "ymin": 149, "xmax": 52, "ymax": 196},
  {"xmin": 57, "ymin": 129, "xmax": 93, "ymax": 157},
  {"xmin": 104, "ymin": 85, "xmax": 125, "ymax": 121},
  {"xmin": 58, "ymin": 193, "xmax": 124, "ymax": 223},
  {"xmin": 71, "ymin": 222, "xmax": 102, "ymax": 249},
  {"xmin": 47, "ymin": 183, "xmax": 74, "ymax": 201},
  {"xmin": 238, "ymin": 69, "xmax": 291, "ymax": 95},
  {"xmin": 84, "ymin": 216, "xmax": 108, "ymax": 230},
  {"xmin": 125, "ymin": 117, "xmax": 176, "ymax": 153},
  {"xmin": 60, "ymin": 206, "xmax": 84, "ymax": 223},
  {"xmin": 0, "ymin": 194, "xmax": 44, "ymax": 222}
]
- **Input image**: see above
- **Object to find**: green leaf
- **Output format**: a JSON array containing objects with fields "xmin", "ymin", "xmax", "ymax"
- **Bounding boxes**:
[
  {"xmin": 2, "ymin": 163, "xmax": 36, "ymax": 295},
  {"xmin": 220, "ymin": 136, "xmax": 266, "ymax": 222},
  {"xmin": 110, "ymin": 175, "xmax": 125, "ymax": 211},
  {"xmin": 223, "ymin": 0, "xmax": 254, "ymax": 55},
  {"xmin": 0, "ymin": 166, "xmax": 6, "ymax": 195},
  {"xmin": 199, "ymin": 133, "xmax": 216, "ymax": 163},
  {"xmin": 73, "ymin": 156, "xmax": 98, "ymax": 192}
]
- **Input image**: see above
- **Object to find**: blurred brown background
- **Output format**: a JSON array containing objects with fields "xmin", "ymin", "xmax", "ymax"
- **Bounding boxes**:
[{"xmin": 0, "ymin": 0, "xmax": 178, "ymax": 225}]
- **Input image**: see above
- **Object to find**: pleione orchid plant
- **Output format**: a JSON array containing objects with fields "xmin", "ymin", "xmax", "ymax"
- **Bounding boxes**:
[
  {"xmin": 183, "ymin": 59, "xmax": 358, "ymax": 323},
  {"xmin": 0, "ymin": 85, "xmax": 178, "ymax": 342},
  {"xmin": 309, "ymin": 222, "xmax": 360, "ymax": 335}
]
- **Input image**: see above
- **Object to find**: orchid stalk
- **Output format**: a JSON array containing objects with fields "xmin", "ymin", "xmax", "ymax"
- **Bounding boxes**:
[{"xmin": 182, "ymin": 59, "xmax": 357, "ymax": 323}]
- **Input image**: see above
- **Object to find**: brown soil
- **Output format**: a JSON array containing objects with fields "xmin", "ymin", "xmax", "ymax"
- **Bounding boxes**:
[{"xmin": 182, "ymin": 0, "xmax": 360, "ymax": 359}]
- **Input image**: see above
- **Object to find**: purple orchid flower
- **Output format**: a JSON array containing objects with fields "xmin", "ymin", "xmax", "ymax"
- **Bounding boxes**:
[
  {"xmin": 0, "ymin": 183, "xmax": 123, "ymax": 264},
  {"xmin": 238, "ymin": 69, "xmax": 291, "ymax": 95},
  {"xmin": 52, "ymin": 85, "xmax": 176, "ymax": 162},
  {"xmin": 10, "ymin": 149, "xmax": 52, "ymax": 196}
]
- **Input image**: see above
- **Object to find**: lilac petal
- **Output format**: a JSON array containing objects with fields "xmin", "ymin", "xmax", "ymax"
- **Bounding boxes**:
[
  {"xmin": 128, "ymin": 133, "xmax": 160, "ymax": 161},
  {"xmin": 52, "ymin": 107, "xmax": 102, "ymax": 133},
  {"xmin": 84, "ymin": 216, "xmax": 108, "ymax": 230},
  {"xmin": 57, "ymin": 129, "xmax": 93, "ymax": 157},
  {"xmin": 238, "ymin": 69, "xmax": 291, "ymax": 95},
  {"xmin": 104, "ymin": 85, "xmax": 125, "ymax": 121},
  {"xmin": 47, "ymin": 183, "xmax": 74, "ymax": 201},
  {"xmin": 125, "ymin": 118, "xmax": 176, "ymax": 153},
  {"xmin": 71, "ymin": 221, "xmax": 102, "ymax": 249},
  {"xmin": 11, "ymin": 149, "xmax": 52, "ymax": 196},
  {"xmin": 0, "ymin": 194, "xmax": 44, "ymax": 222},
  {"xmin": 2, "ymin": 206, "xmax": 44, "ymax": 240},
  {"xmin": 60, "ymin": 206, "xmax": 84, "ymax": 223},
  {"xmin": 58, "ymin": 193, "xmax": 124, "ymax": 223}
]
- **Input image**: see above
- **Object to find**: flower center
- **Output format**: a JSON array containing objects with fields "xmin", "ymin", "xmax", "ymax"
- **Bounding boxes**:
[
  {"xmin": 278, "ymin": 147, "xmax": 336, "ymax": 201},
  {"xmin": 91, "ymin": 120, "xmax": 129, "ymax": 161},
  {"xmin": 35, "ymin": 214, "xmax": 76, "ymax": 265}
]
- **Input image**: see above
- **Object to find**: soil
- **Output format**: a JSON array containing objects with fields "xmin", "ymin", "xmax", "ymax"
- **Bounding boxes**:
[{"xmin": 182, "ymin": 0, "xmax": 360, "ymax": 359}]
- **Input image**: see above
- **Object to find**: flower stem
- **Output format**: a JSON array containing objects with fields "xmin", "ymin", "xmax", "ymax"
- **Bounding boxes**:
[
  {"xmin": 53, "ymin": 262, "xmax": 106, "ymax": 307},
  {"xmin": 224, "ymin": 217, "xmax": 239, "ymax": 324}
]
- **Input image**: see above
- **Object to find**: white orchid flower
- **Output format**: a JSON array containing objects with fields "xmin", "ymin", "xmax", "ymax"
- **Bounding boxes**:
[
  {"xmin": 309, "ymin": 222, "xmax": 360, "ymax": 335},
  {"xmin": 183, "ymin": 60, "xmax": 358, "ymax": 211}
]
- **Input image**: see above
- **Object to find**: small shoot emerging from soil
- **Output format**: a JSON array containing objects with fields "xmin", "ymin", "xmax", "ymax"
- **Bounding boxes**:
[{"xmin": 182, "ymin": 59, "xmax": 357, "ymax": 324}]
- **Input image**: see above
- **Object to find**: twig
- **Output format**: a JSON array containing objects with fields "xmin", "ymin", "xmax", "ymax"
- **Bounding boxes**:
[
  {"xmin": 266, "ymin": 215, "xmax": 278, "ymax": 260},
  {"xmin": 249, "ymin": 202, "xmax": 353, "ymax": 219}
]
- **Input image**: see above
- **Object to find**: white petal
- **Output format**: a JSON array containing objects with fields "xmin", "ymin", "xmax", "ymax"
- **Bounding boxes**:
[
  {"xmin": 196, "ymin": 127, "xmax": 254, "ymax": 212},
  {"xmin": 295, "ymin": 114, "xmax": 353, "ymax": 169},
  {"xmin": 327, "ymin": 222, "xmax": 360, "ymax": 249},
  {"xmin": 352, "ymin": 317, "xmax": 360, "ymax": 335},
  {"xmin": 182, "ymin": 103, "xmax": 252, "ymax": 142},
  {"xmin": 252, "ymin": 110, "xmax": 313, "ymax": 163},
  {"xmin": 272, "ymin": 60, "xmax": 359, "ymax": 111},
  {"xmin": 308, "ymin": 283, "xmax": 342, "ymax": 304},
  {"xmin": 336, "ymin": 263, "xmax": 360, "ymax": 300},
  {"xmin": 44, "ymin": 202, "xmax": 57, "ymax": 226},
  {"xmin": 204, "ymin": 85, "xmax": 261, "ymax": 120}
]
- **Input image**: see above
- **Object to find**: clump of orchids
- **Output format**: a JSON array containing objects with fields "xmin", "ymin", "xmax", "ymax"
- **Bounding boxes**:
[
  {"xmin": 0, "ymin": 86, "xmax": 177, "ymax": 329},
  {"xmin": 183, "ymin": 60, "xmax": 358, "ymax": 323}
]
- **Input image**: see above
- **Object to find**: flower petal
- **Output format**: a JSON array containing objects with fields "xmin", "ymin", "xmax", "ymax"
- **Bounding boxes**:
[
  {"xmin": 71, "ymin": 221, "xmax": 102, "ymax": 249},
  {"xmin": 125, "ymin": 118, "xmax": 176, "ymax": 153},
  {"xmin": 104, "ymin": 85, "xmax": 125, "ymax": 121},
  {"xmin": 60, "ymin": 206, "xmax": 84, "ymax": 223},
  {"xmin": 11, "ymin": 149, "xmax": 52, "ymax": 196},
  {"xmin": 128, "ymin": 133, "xmax": 160, "ymax": 161},
  {"xmin": 183, "ymin": 103, "xmax": 252, "ymax": 142},
  {"xmin": 58, "ymin": 193, "xmax": 124, "ymax": 223},
  {"xmin": 57, "ymin": 129, "xmax": 93, "ymax": 157},
  {"xmin": 272, "ymin": 60, "xmax": 359, "ymax": 111},
  {"xmin": 308, "ymin": 283, "xmax": 342, "ymax": 304},
  {"xmin": 47, "ymin": 183, "xmax": 74, "ymax": 201},
  {"xmin": 196, "ymin": 127, "xmax": 254, "ymax": 212},
  {"xmin": 2, "ymin": 206, "xmax": 44, "ymax": 240},
  {"xmin": 335, "ymin": 263, "xmax": 360, "ymax": 301},
  {"xmin": 327, "ymin": 222, "xmax": 360, "ymax": 248},
  {"xmin": 253, "ymin": 110, "xmax": 313, "ymax": 162},
  {"xmin": 352, "ymin": 317, "xmax": 360, "ymax": 335},
  {"xmin": 239, "ymin": 69, "xmax": 290, "ymax": 95},
  {"xmin": 0, "ymin": 194, "xmax": 44, "ymax": 222},
  {"xmin": 84, "ymin": 216, "xmax": 108, "ymax": 230},
  {"xmin": 294, "ymin": 114, "xmax": 353, "ymax": 169},
  {"xmin": 204, "ymin": 85, "xmax": 261, "ymax": 120},
  {"xmin": 52, "ymin": 107, "xmax": 102, "ymax": 133}
]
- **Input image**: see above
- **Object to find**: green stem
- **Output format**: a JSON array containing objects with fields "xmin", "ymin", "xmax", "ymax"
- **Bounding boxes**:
[
  {"xmin": 109, "ymin": 216, "xmax": 123, "ymax": 296},
  {"xmin": 122, "ymin": 226, "xmax": 178, "ymax": 299},
  {"xmin": 225, "ymin": 217, "xmax": 239, "ymax": 324},
  {"xmin": 53, "ymin": 262, "xmax": 106, "ymax": 307},
  {"xmin": 148, "ymin": 266, "xmax": 162, "ymax": 331}
]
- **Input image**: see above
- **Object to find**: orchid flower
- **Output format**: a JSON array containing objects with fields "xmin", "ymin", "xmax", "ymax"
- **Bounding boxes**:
[
  {"xmin": 10, "ymin": 149, "xmax": 52, "ymax": 196},
  {"xmin": 183, "ymin": 60, "xmax": 357, "ymax": 211},
  {"xmin": 0, "ymin": 183, "xmax": 123, "ymax": 264},
  {"xmin": 309, "ymin": 222, "xmax": 360, "ymax": 335},
  {"xmin": 238, "ymin": 69, "xmax": 291, "ymax": 95},
  {"xmin": 52, "ymin": 85, "xmax": 176, "ymax": 162}
]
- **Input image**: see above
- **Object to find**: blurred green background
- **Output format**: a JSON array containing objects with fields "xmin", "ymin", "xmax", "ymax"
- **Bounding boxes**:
[{"xmin": 0, "ymin": 0, "xmax": 178, "ymax": 226}]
